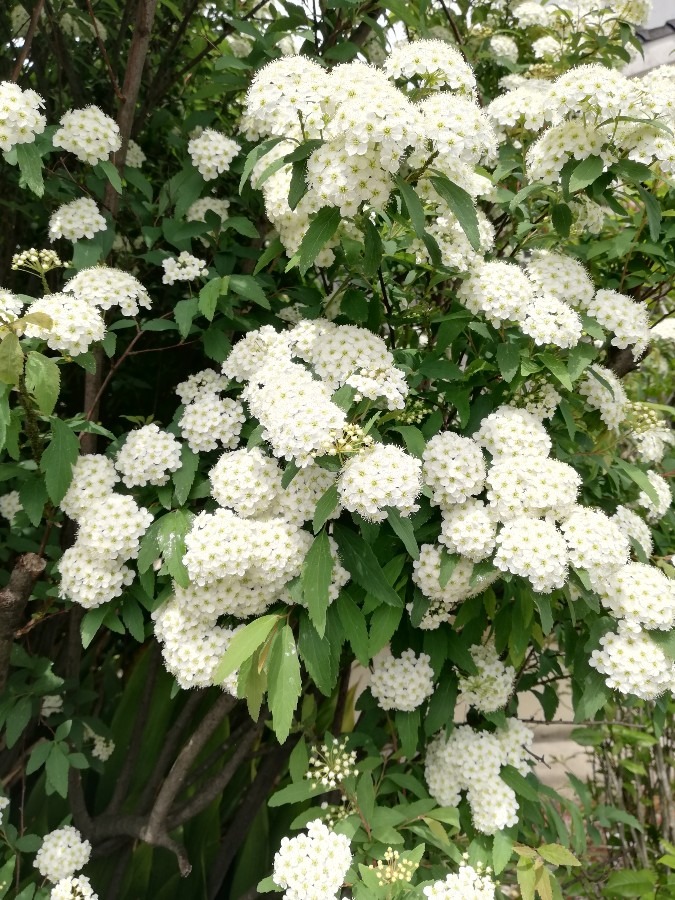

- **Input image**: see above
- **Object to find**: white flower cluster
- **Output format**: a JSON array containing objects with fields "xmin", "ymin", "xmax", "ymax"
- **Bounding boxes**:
[
  {"xmin": 115, "ymin": 424, "xmax": 182, "ymax": 487},
  {"xmin": 49, "ymin": 197, "xmax": 107, "ymax": 243},
  {"xmin": 187, "ymin": 196, "xmax": 230, "ymax": 244},
  {"xmin": 613, "ymin": 505, "xmax": 653, "ymax": 558},
  {"xmin": 587, "ymin": 289, "xmax": 650, "ymax": 359},
  {"xmin": 494, "ymin": 516, "xmax": 568, "ymax": 593},
  {"xmin": 125, "ymin": 139, "xmax": 145, "ymax": 168},
  {"xmin": 579, "ymin": 365, "xmax": 628, "ymax": 431},
  {"xmin": 590, "ymin": 624, "xmax": 675, "ymax": 701},
  {"xmin": 600, "ymin": 562, "xmax": 675, "ymax": 631},
  {"xmin": 50, "ymin": 875, "xmax": 98, "ymax": 900},
  {"xmin": 188, "ymin": 128, "xmax": 240, "ymax": 179},
  {"xmin": 440, "ymin": 500, "xmax": 496, "ymax": 562},
  {"xmin": 306, "ymin": 737, "xmax": 358, "ymax": 790},
  {"xmin": 338, "ymin": 444, "xmax": 422, "ymax": 522},
  {"xmin": 424, "ymin": 863, "xmax": 496, "ymax": 900},
  {"xmin": 59, "ymin": 457, "xmax": 151, "ymax": 609},
  {"xmin": 0, "ymin": 490, "xmax": 22, "ymax": 524},
  {"xmin": 458, "ymin": 643, "xmax": 515, "ymax": 713},
  {"xmin": 0, "ymin": 288, "xmax": 25, "ymax": 323},
  {"xmin": 457, "ymin": 258, "xmax": 583, "ymax": 349},
  {"xmin": 411, "ymin": 547, "xmax": 497, "ymax": 630},
  {"xmin": 0, "ymin": 81, "xmax": 46, "ymax": 152},
  {"xmin": 637, "ymin": 470, "xmax": 671, "ymax": 523},
  {"xmin": 370, "ymin": 649, "xmax": 435, "ymax": 711},
  {"xmin": 161, "ymin": 251, "xmax": 208, "ymax": 285},
  {"xmin": 177, "ymin": 370, "xmax": 245, "ymax": 453},
  {"xmin": 423, "ymin": 433, "xmax": 486, "ymax": 507},
  {"xmin": 152, "ymin": 597, "xmax": 240, "ymax": 693},
  {"xmin": 490, "ymin": 34, "xmax": 519, "ymax": 63},
  {"xmin": 53, "ymin": 106, "xmax": 121, "ymax": 164},
  {"xmin": 626, "ymin": 402, "xmax": 675, "ymax": 464},
  {"xmin": 35, "ymin": 826, "xmax": 91, "ymax": 883},
  {"xmin": 26, "ymin": 292, "xmax": 105, "ymax": 356},
  {"xmin": 425, "ymin": 719, "xmax": 533, "ymax": 834},
  {"xmin": 64, "ymin": 266, "xmax": 151, "ymax": 316},
  {"xmin": 272, "ymin": 819, "xmax": 352, "ymax": 900},
  {"xmin": 384, "ymin": 39, "xmax": 476, "ymax": 95},
  {"xmin": 561, "ymin": 507, "xmax": 630, "ymax": 588}
]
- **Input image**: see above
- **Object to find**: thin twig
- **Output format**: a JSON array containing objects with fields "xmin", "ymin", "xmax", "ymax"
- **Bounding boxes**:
[
  {"xmin": 84, "ymin": 0, "xmax": 125, "ymax": 100},
  {"xmin": 11, "ymin": 0, "xmax": 46, "ymax": 81}
]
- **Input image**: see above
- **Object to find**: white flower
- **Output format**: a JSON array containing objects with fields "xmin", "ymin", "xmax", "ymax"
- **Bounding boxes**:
[
  {"xmin": 125, "ymin": 139, "xmax": 145, "ymax": 168},
  {"xmin": 422, "ymin": 432, "xmax": 486, "ymax": 508},
  {"xmin": 115, "ymin": 424, "xmax": 182, "ymax": 488},
  {"xmin": 273, "ymin": 819, "xmax": 352, "ymax": 900},
  {"xmin": 53, "ymin": 106, "xmax": 121, "ymax": 164},
  {"xmin": 35, "ymin": 827, "xmax": 91, "ymax": 883},
  {"xmin": 0, "ymin": 490, "xmax": 22, "ymax": 524},
  {"xmin": 458, "ymin": 643, "xmax": 515, "ymax": 713},
  {"xmin": 0, "ymin": 81, "xmax": 46, "ymax": 152},
  {"xmin": 370, "ymin": 649, "xmax": 435, "ymax": 711},
  {"xmin": 0, "ymin": 288, "xmax": 25, "ymax": 323},
  {"xmin": 161, "ymin": 251, "xmax": 208, "ymax": 284},
  {"xmin": 50, "ymin": 875, "xmax": 98, "ymax": 900},
  {"xmin": 49, "ymin": 198, "xmax": 107, "ymax": 243},
  {"xmin": 25, "ymin": 292, "xmax": 105, "ymax": 356},
  {"xmin": 424, "ymin": 863, "xmax": 496, "ymax": 899},
  {"xmin": 63, "ymin": 266, "xmax": 151, "ymax": 316},
  {"xmin": 338, "ymin": 443, "xmax": 422, "ymax": 522},
  {"xmin": 590, "ymin": 624, "xmax": 674, "ymax": 700},
  {"xmin": 188, "ymin": 128, "xmax": 240, "ymax": 179}
]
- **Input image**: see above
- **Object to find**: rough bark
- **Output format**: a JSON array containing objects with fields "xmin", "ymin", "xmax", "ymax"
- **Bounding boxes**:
[{"xmin": 0, "ymin": 554, "xmax": 47, "ymax": 693}]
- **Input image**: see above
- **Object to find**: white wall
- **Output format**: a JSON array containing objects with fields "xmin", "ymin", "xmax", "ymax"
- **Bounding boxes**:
[{"xmin": 646, "ymin": 0, "xmax": 675, "ymax": 28}]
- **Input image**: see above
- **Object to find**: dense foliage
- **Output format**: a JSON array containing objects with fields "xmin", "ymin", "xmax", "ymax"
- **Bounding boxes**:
[{"xmin": 1, "ymin": 1, "xmax": 675, "ymax": 899}]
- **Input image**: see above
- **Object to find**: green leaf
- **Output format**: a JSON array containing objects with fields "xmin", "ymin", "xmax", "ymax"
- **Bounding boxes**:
[
  {"xmin": 362, "ymin": 218, "xmax": 383, "ymax": 277},
  {"xmin": 567, "ymin": 343, "xmax": 597, "ymax": 382},
  {"xmin": 539, "ymin": 352, "xmax": 573, "ymax": 391},
  {"xmin": 569, "ymin": 155, "xmax": 604, "ymax": 193},
  {"xmin": 613, "ymin": 158, "xmax": 654, "ymax": 184},
  {"xmin": 429, "ymin": 174, "xmax": 481, "ymax": 251},
  {"xmin": 496, "ymin": 342, "xmax": 520, "ymax": 383},
  {"xmin": 313, "ymin": 483, "xmax": 339, "ymax": 534},
  {"xmin": 198, "ymin": 278, "xmax": 223, "ymax": 321},
  {"xmin": 636, "ymin": 184, "xmax": 662, "ymax": 242},
  {"xmin": 369, "ymin": 604, "xmax": 403, "ymax": 656},
  {"xmin": 288, "ymin": 159, "xmax": 309, "ymax": 210},
  {"xmin": 19, "ymin": 475, "xmax": 47, "ymax": 526},
  {"xmin": 16, "ymin": 143, "xmax": 44, "ymax": 197},
  {"xmin": 24, "ymin": 352, "xmax": 60, "ymax": 415},
  {"xmin": 229, "ymin": 274, "xmax": 270, "ymax": 309},
  {"xmin": 174, "ymin": 298, "xmax": 199, "ymax": 338},
  {"xmin": 239, "ymin": 135, "xmax": 286, "ymax": 192},
  {"xmin": 155, "ymin": 509, "xmax": 192, "ymax": 588},
  {"xmin": 394, "ymin": 175, "xmax": 440, "ymax": 265},
  {"xmin": 297, "ymin": 207, "xmax": 341, "ymax": 275},
  {"xmin": 615, "ymin": 459, "xmax": 660, "ymax": 506},
  {"xmin": 122, "ymin": 600, "xmax": 145, "ymax": 642},
  {"xmin": 439, "ymin": 548, "xmax": 459, "ymax": 589},
  {"xmin": 298, "ymin": 611, "xmax": 340, "ymax": 696},
  {"xmin": 538, "ymin": 844, "xmax": 581, "ymax": 867},
  {"xmin": 492, "ymin": 831, "xmax": 514, "ymax": 875},
  {"xmin": 387, "ymin": 508, "xmax": 419, "ymax": 559},
  {"xmin": 26, "ymin": 740, "xmax": 52, "ymax": 775},
  {"xmin": 5, "ymin": 697, "xmax": 32, "ymax": 748},
  {"xmin": 390, "ymin": 426, "xmax": 426, "ymax": 458},
  {"xmin": 40, "ymin": 418, "xmax": 79, "ymax": 504},
  {"xmin": 603, "ymin": 870, "xmax": 656, "ymax": 897},
  {"xmin": 333, "ymin": 524, "xmax": 402, "ymax": 607},
  {"xmin": 302, "ymin": 529, "xmax": 334, "ymax": 637},
  {"xmin": 0, "ymin": 334, "xmax": 24, "ymax": 386},
  {"xmin": 0, "ymin": 857, "xmax": 16, "ymax": 900},
  {"xmin": 46, "ymin": 743, "xmax": 69, "ymax": 798},
  {"xmin": 80, "ymin": 604, "xmax": 111, "ymax": 649},
  {"xmin": 267, "ymin": 624, "xmax": 302, "ymax": 743},
  {"xmin": 551, "ymin": 203, "xmax": 573, "ymax": 239},
  {"xmin": 222, "ymin": 216, "xmax": 259, "ymax": 238},
  {"xmin": 213, "ymin": 613, "xmax": 281, "ymax": 683},
  {"xmin": 172, "ymin": 444, "xmax": 199, "ymax": 505},
  {"xmin": 253, "ymin": 236, "xmax": 284, "ymax": 275},
  {"xmin": 97, "ymin": 159, "xmax": 123, "ymax": 194},
  {"xmin": 500, "ymin": 765, "xmax": 540, "ymax": 802},
  {"xmin": 336, "ymin": 593, "xmax": 370, "ymax": 666}
]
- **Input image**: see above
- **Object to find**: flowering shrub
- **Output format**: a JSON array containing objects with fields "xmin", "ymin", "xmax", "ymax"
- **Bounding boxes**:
[{"xmin": 1, "ymin": 0, "xmax": 674, "ymax": 898}]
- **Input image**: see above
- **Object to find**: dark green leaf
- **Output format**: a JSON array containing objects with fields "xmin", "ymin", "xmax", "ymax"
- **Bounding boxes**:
[
  {"xmin": 567, "ymin": 343, "xmax": 597, "ymax": 381},
  {"xmin": 439, "ymin": 548, "xmax": 459, "ymax": 588},
  {"xmin": 229, "ymin": 274, "xmax": 270, "ymax": 309},
  {"xmin": 174, "ymin": 298, "xmax": 199, "ymax": 338},
  {"xmin": 81, "ymin": 604, "xmax": 112, "ymax": 649},
  {"xmin": 394, "ymin": 175, "xmax": 441, "ymax": 265},
  {"xmin": 97, "ymin": 159, "xmax": 123, "ymax": 194},
  {"xmin": 390, "ymin": 426, "xmax": 426, "ymax": 458},
  {"xmin": 369, "ymin": 604, "xmax": 403, "ymax": 656},
  {"xmin": 313, "ymin": 483, "xmax": 339, "ymax": 534},
  {"xmin": 172, "ymin": 444, "xmax": 199, "ymax": 505},
  {"xmin": 267, "ymin": 624, "xmax": 302, "ymax": 743},
  {"xmin": 239, "ymin": 136, "xmax": 286, "ymax": 192},
  {"xmin": 333, "ymin": 523, "xmax": 402, "ymax": 607},
  {"xmin": 569, "ymin": 155, "xmax": 604, "ymax": 193},
  {"xmin": 5, "ymin": 697, "xmax": 32, "ymax": 748},
  {"xmin": 396, "ymin": 709, "xmax": 420, "ymax": 759},
  {"xmin": 253, "ymin": 236, "xmax": 284, "ymax": 275},
  {"xmin": 122, "ymin": 600, "xmax": 145, "ymax": 642},
  {"xmin": 539, "ymin": 353, "xmax": 573, "ymax": 391},
  {"xmin": 551, "ymin": 203, "xmax": 573, "ymax": 238},
  {"xmin": 198, "ymin": 278, "xmax": 224, "ymax": 321},
  {"xmin": 362, "ymin": 219, "xmax": 383, "ymax": 277},
  {"xmin": 603, "ymin": 870, "xmax": 656, "ymax": 898},
  {"xmin": 336, "ymin": 593, "xmax": 369, "ymax": 666},
  {"xmin": 16, "ymin": 143, "xmax": 44, "ymax": 197},
  {"xmin": 301, "ymin": 529, "xmax": 334, "ymax": 637},
  {"xmin": 496, "ymin": 343, "xmax": 520, "ymax": 383},
  {"xmin": 636, "ymin": 184, "xmax": 661, "ymax": 242},
  {"xmin": 288, "ymin": 159, "xmax": 309, "ymax": 210},
  {"xmin": 387, "ymin": 508, "xmax": 419, "ymax": 559},
  {"xmin": 297, "ymin": 207, "xmax": 341, "ymax": 275},
  {"xmin": 429, "ymin": 174, "xmax": 481, "ymax": 251},
  {"xmin": 46, "ymin": 744, "xmax": 69, "ymax": 798},
  {"xmin": 500, "ymin": 765, "xmax": 540, "ymax": 802},
  {"xmin": 41, "ymin": 418, "xmax": 79, "ymax": 504},
  {"xmin": 19, "ymin": 475, "xmax": 47, "ymax": 527}
]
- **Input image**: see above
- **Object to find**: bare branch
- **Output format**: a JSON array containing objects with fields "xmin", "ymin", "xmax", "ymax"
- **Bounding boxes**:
[
  {"xmin": 11, "ymin": 0, "xmax": 46, "ymax": 81},
  {"xmin": 0, "ymin": 554, "xmax": 46, "ymax": 693}
]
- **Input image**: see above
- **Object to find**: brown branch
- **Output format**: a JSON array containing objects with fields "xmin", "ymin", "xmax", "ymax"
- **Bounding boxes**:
[
  {"xmin": 0, "ymin": 554, "xmax": 46, "ymax": 693},
  {"xmin": 144, "ymin": 692, "xmax": 237, "ymax": 839},
  {"xmin": 168, "ymin": 716, "xmax": 264, "ymax": 828},
  {"xmin": 84, "ymin": 0, "xmax": 124, "ymax": 100},
  {"xmin": 606, "ymin": 344, "xmax": 647, "ymax": 378},
  {"xmin": 91, "ymin": 813, "xmax": 192, "ymax": 876},
  {"xmin": 11, "ymin": 0, "xmax": 46, "ymax": 81}
]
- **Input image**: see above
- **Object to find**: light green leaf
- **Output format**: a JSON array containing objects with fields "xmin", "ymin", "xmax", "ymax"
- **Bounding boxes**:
[
  {"xmin": 0, "ymin": 333, "xmax": 24, "ymax": 386},
  {"xmin": 239, "ymin": 136, "xmax": 287, "ymax": 193},
  {"xmin": 25, "ymin": 352, "xmax": 60, "ymax": 415},
  {"xmin": 333, "ymin": 523, "xmax": 402, "ymax": 607},
  {"xmin": 174, "ymin": 298, "xmax": 199, "ymax": 338},
  {"xmin": 5, "ymin": 696, "xmax": 32, "ymax": 748},
  {"xmin": 45, "ymin": 743, "xmax": 69, "ymax": 798},
  {"xmin": 97, "ymin": 159, "xmax": 123, "ymax": 194},
  {"xmin": 0, "ymin": 856, "xmax": 16, "ymax": 900},
  {"xmin": 297, "ymin": 207, "xmax": 341, "ymax": 275},
  {"xmin": 19, "ymin": 475, "xmax": 47, "ymax": 526},
  {"xmin": 336, "ymin": 593, "xmax": 370, "ymax": 666},
  {"xmin": 439, "ymin": 548, "xmax": 459, "ymax": 588},
  {"xmin": 500, "ymin": 765, "xmax": 540, "ymax": 802},
  {"xmin": 538, "ymin": 844, "xmax": 581, "ymax": 867},
  {"xmin": 155, "ymin": 509, "xmax": 193, "ymax": 588},
  {"xmin": 16, "ymin": 142, "xmax": 44, "ymax": 197},
  {"xmin": 615, "ymin": 459, "xmax": 660, "ymax": 506},
  {"xmin": 198, "ymin": 278, "xmax": 224, "ymax": 321},
  {"xmin": 267, "ymin": 624, "xmax": 302, "ymax": 743},
  {"xmin": 569, "ymin": 155, "xmax": 604, "ymax": 193},
  {"xmin": 429, "ymin": 174, "xmax": 481, "ymax": 251},
  {"xmin": 213, "ymin": 613, "xmax": 281, "ymax": 683},
  {"xmin": 301, "ymin": 529, "xmax": 333, "ymax": 637},
  {"xmin": 540, "ymin": 352, "xmax": 573, "ymax": 391},
  {"xmin": 40, "ymin": 418, "xmax": 79, "ymax": 504},
  {"xmin": 492, "ymin": 831, "xmax": 514, "ymax": 875},
  {"xmin": 122, "ymin": 600, "xmax": 145, "ymax": 643},
  {"xmin": 636, "ymin": 184, "xmax": 661, "ymax": 242},
  {"xmin": 567, "ymin": 343, "xmax": 597, "ymax": 382},
  {"xmin": 80, "ymin": 604, "xmax": 112, "ymax": 649}
]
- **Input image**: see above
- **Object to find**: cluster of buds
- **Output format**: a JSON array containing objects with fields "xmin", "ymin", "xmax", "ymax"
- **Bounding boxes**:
[
  {"xmin": 318, "ymin": 801, "xmax": 351, "ymax": 829},
  {"xmin": 305, "ymin": 736, "xmax": 358, "ymax": 791},
  {"xmin": 370, "ymin": 848, "xmax": 417, "ymax": 886},
  {"xmin": 12, "ymin": 248, "xmax": 64, "ymax": 276},
  {"xmin": 330, "ymin": 423, "xmax": 374, "ymax": 460},
  {"xmin": 626, "ymin": 401, "xmax": 664, "ymax": 434},
  {"xmin": 398, "ymin": 398, "xmax": 428, "ymax": 425}
]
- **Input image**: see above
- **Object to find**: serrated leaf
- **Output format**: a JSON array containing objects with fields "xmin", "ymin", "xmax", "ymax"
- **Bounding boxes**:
[
  {"xmin": 16, "ymin": 142, "xmax": 44, "ymax": 197},
  {"xmin": 5, "ymin": 696, "xmax": 32, "ymax": 748},
  {"xmin": 369, "ymin": 603, "xmax": 402, "ymax": 656},
  {"xmin": 386, "ymin": 508, "xmax": 419, "ymax": 559},
  {"xmin": 539, "ymin": 352, "xmax": 573, "ymax": 391},
  {"xmin": 229, "ymin": 274, "xmax": 270, "ymax": 309},
  {"xmin": 429, "ymin": 174, "xmax": 481, "ymax": 251},
  {"xmin": 538, "ymin": 844, "xmax": 581, "ymax": 867},
  {"xmin": 313, "ymin": 483, "xmax": 339, "ymax": 534},
  {"xmin": 46, "ymin": 744, "xmax": 69, "ymax": 797},
  {"xmin": 496, "ymin": 342, "xmax": 520, "ymax": 383},
  {"xmin": 333, "ymin": 523, "xmax": 401, "ymax": 607},
  {"xmin": 198, "ymin": 278, "xmax": 223, "ymax": 321},
  {"xmin": 493, "ymin": 831, "xmax": 514, "ymax": 875},
  {"xmin": 97, "ymin": 159, "xmax": 123, "ymax": 194},
  {"xmin": 569, "ymin": 155, "xmax": 604, "ymax": 193},
  {"xmin": 267, "ymin": 624, "xmax": 302, "ymax": 743},
  {"xmin": 213, "ymin": 614, "xmax": 281, "ymax": 683},
  {"xmin": 19, "ymin": 475, "xmax": 47, "ymax": 526},
  {"xmin": 336, "ymin": 593, "xmax": 369, "ymax": 666},
  {"xmin": 253, "ymin": 236, "xmax": 284, "ymax": 275},
  {"xmin": 567, "ymin": 343, "xmax": 597, "ymax": 381},
  {"xmin": 0, "ymin": 334, "xmax": 24, "ymax": 386},
  {"xmin": 239, "ymin": 136, "xmax": 286, "ymax": 193},
  {"xmin": 174, "ymin": 298, "xmax": 199, "ymax": 339},
  {"xmin": 302, "ymin": 529, "xmax": 333, "ymax": 637},
  {"xmin": 297, "ymin": 207, "xmax": 341, "ymax": 275},
  {"xmin": 40, "ymin": 418, "xmax": 79, "ymax": 504},
  {"xmin": 551, "ymin": 202, "xmax": 573, "ymax": 238},
  {"xmin": 172, "ymin": 444, "xmax": 199, "ymax": 505},
  {"xmin": 394, "ymin": 175, "xmax": 441, "ymax": 265},
  {"xmin": 615, "ymin": 459, "xmax": 661, "ymax": 506},
  {"xmin": 24, "ymin": 352, "xmax": 60, "ymax": 415},
  {"xmin": 121, "ymin": 600, "xmax": 145, "ymax": 642}
]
